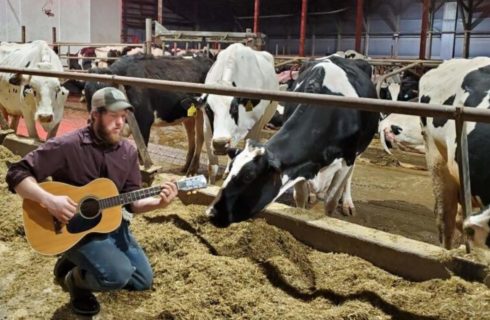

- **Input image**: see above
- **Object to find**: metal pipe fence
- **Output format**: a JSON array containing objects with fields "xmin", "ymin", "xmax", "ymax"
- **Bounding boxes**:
[{"xmin": 0, "ymin": 66, "xmax": 479, "ymax": 251}]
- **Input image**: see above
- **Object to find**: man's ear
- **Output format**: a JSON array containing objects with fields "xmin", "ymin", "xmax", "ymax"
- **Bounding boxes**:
[{"xmin": 227, "ymin": 147, "xmax": 241, "ymax": 160}]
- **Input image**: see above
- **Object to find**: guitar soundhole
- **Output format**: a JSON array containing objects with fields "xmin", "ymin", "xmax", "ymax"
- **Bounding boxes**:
[{"xmin": 79, "ymin": 197, "xmax": 100, "ymax": 219}]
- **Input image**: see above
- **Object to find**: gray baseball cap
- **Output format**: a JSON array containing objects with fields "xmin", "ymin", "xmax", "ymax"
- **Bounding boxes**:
[{"xmin": 91, "ymin": 87, "xmax": 134, "ymax": 112}]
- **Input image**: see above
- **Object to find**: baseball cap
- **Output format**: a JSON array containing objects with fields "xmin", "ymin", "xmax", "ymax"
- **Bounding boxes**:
[{"xmin": 91, "ymin": 87, "xmax": 134, "ymax": 112}]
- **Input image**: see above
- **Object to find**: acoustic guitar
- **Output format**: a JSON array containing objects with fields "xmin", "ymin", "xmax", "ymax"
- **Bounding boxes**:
[{"xmin": 22, "ymin": 175, "xmax": 207, "ymax": 256}]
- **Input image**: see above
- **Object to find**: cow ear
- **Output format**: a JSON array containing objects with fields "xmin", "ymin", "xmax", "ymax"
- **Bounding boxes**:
[
  {"xmin": 227, "ymin": 147, "xmax": 241, "ymax": 160},
  {"xmin": 197, "ymin": 94, "xmax": 208, "ymax": 106}
]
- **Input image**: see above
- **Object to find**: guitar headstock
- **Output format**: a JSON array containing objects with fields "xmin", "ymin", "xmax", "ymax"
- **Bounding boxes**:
[{"xmin": 175, "ymin": 175, "xmax": 207, "ymax": 192}]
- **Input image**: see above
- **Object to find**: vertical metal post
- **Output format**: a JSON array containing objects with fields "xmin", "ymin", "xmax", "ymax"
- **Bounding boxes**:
[
  {"xmin": 462, "ymin": 0, "xmax": 473, "ymax": 58},
  {"xmin": 158, "ymin": 0, "xmax": 163, "ymax": 25},
  {"xmin": 21, "ymin": 26, "xmax": 26, "ymax": 43},
  {"xmin": 52, "ymin": 27, "xmax": 56, "ymax": 44},
  {"xmin": 253, "ymin": 0, "xmax": 260, "ymax": 33},
  {"xmin": 455, "ymin": 107, "xmax": 472, "ymax": 253},
  {"xmin": 419, "ymin": 0, "xmax": 430, "ymax": 59},
  {"xmin": 299, "ymin": 0, "xmax": 308, "ymax": 56},
  {"xmin": 145, "ymin": 18, "xmax": 152, "ymax": 55},
  {"xmin": 355, "ymin": 0, "xmax": 364, "ymax": 52}
]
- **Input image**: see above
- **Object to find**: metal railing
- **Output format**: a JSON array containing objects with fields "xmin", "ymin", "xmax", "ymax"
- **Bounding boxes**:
[{"xmin": 0, "ymin": 66, "xmax": 480, "ymax": 251}]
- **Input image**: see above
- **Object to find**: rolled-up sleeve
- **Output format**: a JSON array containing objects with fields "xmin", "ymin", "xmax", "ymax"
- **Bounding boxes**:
[{"xmin": 6, "ymin": 139, "xmax": 66, "ymax": 193}]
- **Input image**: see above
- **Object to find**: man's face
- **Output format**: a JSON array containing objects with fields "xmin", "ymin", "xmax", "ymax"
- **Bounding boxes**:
[{"xmin": 93, "ymin": 109, "xmax": 128, "ymax": 145}]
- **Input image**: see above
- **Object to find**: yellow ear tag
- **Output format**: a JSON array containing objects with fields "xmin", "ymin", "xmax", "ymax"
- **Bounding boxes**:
[
  {"xmin": 187, "ymin": 104, "xmax": 197, "ymax": 117},
  {"xmin": 245, "ymin": 100, "xmax": 254, "ymax": 112}
]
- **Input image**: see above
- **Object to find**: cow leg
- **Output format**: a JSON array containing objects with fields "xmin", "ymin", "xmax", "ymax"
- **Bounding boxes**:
[
  {"xmin": 182, "ymin": 117, "xmax": 196, "ymax": 174},
  {"xmin": 22, "ymin": 112, "xmax": 39, "ymax": 140},
  {"xmin": 246, "ymin": 101, "xmax": 278, "ymax": 142},
  {"xmin": 46, "ymin": 122, "xmax": 61, "ymax": 140},
  {"xmin": 293, "ymin": 180, "xmax": 309, "ymax": 208},
  {"xmin": 425, "ymin": 137, "xmax": 459, "ymax": 249},
  {"xmin": 204, "ymin": 113, "xmax": 219, "ymax": 184},
  {"xmin": 323, "ymin": 164, "xmax": 353, "ymax": 216},
  {"xmin": 340, "ymin": 165, "xmax": 356, "ymax": 216},
  {"xmin": 185, "ymin": 109, "xmax": 205, "ymax": 176},
  {"xmin": 10, "ymin": 115, "xmax": 20, "ymax": 132}
]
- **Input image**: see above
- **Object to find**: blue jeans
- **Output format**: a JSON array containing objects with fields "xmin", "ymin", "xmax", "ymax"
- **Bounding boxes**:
[{"xmin": 64, "ymin": 220, "xmax": 153, "ymax": 292}]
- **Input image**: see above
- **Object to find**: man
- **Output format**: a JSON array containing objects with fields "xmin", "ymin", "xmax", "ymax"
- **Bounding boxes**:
[{"xmin": 6, "ymin": 87, "xmax": 178, "ymax": 316}]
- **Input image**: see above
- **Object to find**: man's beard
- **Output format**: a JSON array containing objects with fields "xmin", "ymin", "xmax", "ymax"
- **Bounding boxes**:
[{"xmin": 94, "ymin": 121, "xmax": 122, "ymax": 145}]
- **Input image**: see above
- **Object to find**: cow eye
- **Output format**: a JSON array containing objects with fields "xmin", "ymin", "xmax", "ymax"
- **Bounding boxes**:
[{"xmin": 242, "ymin": 172, "xmax": 256, "ymax": 183}]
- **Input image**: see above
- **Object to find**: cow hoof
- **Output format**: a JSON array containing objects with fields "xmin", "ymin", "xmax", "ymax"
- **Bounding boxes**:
[{"xmin": 340, "ymin": 205, "xmax": 356, "ymax": 216}]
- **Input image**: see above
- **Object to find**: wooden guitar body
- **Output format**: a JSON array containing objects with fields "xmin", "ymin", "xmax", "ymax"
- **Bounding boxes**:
[{"xmin": 22, "ymin": 178, "xmax": 121, "ymax": 256}]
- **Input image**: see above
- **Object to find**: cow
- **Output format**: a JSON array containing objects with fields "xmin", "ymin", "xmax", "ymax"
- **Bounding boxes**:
[
  {"xmin": 419, "ymin": 57, "xmax": 490, "ymax": 249},
  {"xmin": 463, "ymin": 207, "xmax": 490, "ymax": 250},
  {"xmin": 0, "ymin": 40, "xmax": 68, "ymax": 139},
  {"xmin": 378, "ymin": 72, "xmax": 423, "ymax": 155},
  {"xmin": 205, "ymin": 56, "xmax": 379, "ymax": 227},
  {"xmin": 379, "ymin": 113, "xmax": 425, "ymax": 155},
  {"xmin": 84, "ymin": 53, "xmax": 214, "ymax": 176},
  {"xmin": 200, "ymin": 43, "xmax": 279, "ymax": 183}
]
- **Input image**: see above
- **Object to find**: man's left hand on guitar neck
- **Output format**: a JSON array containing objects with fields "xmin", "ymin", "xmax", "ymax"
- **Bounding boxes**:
[{"xmin": 130, "ymin": 181, "xmax": 178, "ymax": 213}]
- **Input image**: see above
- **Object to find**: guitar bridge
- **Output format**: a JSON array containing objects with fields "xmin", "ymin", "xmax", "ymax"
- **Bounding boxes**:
[{"xmin": 53, "ymin": 218, "xmax": 62, "ymax": 234}]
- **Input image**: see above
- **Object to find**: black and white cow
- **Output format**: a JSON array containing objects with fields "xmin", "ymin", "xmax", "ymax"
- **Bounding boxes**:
[
  {"xmin": 84, "ymin": 53, "xmax": 214, "ymax": 175},
  {"xmin": 420, "ymin": 57, "xmax": 490, "ymax": 249},
  {"xmin": 0, "ymin": 40, "xmax": 68, "ymax": 139},
  {"xmin": 378, "ymin": 73, "xmax": 423, "ymax": 155},
  {"xmin": 206, "ymin": 57, "xmax": 379, "ymax": 227},
  {"xmin": 200, "ymin": 43, "xmax": 279, "ymax": 183}
]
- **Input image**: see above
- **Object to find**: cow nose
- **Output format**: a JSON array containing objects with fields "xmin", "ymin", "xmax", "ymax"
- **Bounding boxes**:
[
  {"xmin": 391, "ymin": 125, "xmax": 403, "ymax": 135},
  {"xmin": 38, "ymin": 114, "xmax": 53, "ymax": 123},
  {"xmin": 212, "ymin": 138, "xmax": 231, "ymax": 155},
  {"xmin": 205, "ymin": 206, "xmax": 216, "ymax": 218}
]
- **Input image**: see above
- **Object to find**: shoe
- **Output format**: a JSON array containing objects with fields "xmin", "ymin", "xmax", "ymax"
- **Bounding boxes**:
[
  {"xmin": 64, "ymin": 269, "xmax": 100, "ymax": 316},
  {"xmin": 53, "ymin": 256, "xmax": 76, "ymax": 288}
]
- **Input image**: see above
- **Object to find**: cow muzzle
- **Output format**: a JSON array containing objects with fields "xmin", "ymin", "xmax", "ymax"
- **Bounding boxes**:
[
  {"xmin": 212, "ymin": 138, "xmax": 231, "ymax": 155},
  {"xmin": 37, "ymin": 114, "xmax": 54, "ymax": 123}
]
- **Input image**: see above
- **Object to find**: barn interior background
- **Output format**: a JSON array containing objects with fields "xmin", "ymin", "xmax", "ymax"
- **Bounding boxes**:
[{"xmin": 2, "ymin": 0, "xmax": 490, "ymax": 59}]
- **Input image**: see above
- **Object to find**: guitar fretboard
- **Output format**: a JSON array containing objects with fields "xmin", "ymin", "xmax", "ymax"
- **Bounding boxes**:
[{"xmin": 98, "ymin": 186, "xmax": 162, "ymax": 209}]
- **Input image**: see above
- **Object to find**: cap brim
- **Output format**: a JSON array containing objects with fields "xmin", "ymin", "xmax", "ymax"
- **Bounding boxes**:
[{"xmin": 105, "ymin": 101, "xmax": 134, "ymax": 112}]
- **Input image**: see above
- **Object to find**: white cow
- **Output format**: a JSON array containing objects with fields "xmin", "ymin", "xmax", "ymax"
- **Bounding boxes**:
[
  {"xmin": 201, "ymin": 43, "xmax": 279, "ymax": 183},
  {"xmin": 0, "ymin": 40, "xmax": 68, "ymax": 139},
  {"xmin": 420, "ymin": 57, "xmax": 490, "ymax": 248}
]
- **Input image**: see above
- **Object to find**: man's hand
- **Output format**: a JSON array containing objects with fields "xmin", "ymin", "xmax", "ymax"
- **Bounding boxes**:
[
  {"xmin": 157, "ymin": 181, "xmax": 178, "ymax": 208},
  {"xmin": 42, "ymin": 195, "xmax": 77, "ymax": 224}
]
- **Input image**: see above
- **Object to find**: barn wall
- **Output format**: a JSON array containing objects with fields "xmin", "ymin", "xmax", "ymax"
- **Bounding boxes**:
[
  {"xmin": 90, "ymin": 0, "xmax": 121, "ymax": 43},
  {"xmin": 260, "ymin": 0, "xmax": 490, "ymax": 59},
  {"xmin": 0, "ymin": 0, "xmax": 120, "ymax": 44}
]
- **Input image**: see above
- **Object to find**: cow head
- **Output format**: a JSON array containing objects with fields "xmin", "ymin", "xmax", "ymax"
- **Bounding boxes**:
[
  {"xmin": 206, "ymin": 139, "xmax": 282, "ymax": 227},
  {"xmin": 463, "ymin": 207, "xmax": 490, "ymax": 250},
  {"xmin": 378, "ymin": 114, "xmax": 425, "ymax": 154},
  {"xmin": 10, "ymin": 62, "xmax": 68, "ymax": 132},
  {"xmin": 202, "ymin": 92, "xmax": 268, "ymax": 155}
]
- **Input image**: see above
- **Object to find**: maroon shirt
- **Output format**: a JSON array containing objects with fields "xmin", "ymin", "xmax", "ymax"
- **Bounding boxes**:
[{"xmin": 6, "ymin": 126, "xmax": 142, "ymax": 197}]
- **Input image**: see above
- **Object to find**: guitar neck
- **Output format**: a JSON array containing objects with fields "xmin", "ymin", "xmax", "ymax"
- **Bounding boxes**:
[
  {"xmin": 99, "ymin": 186, "xmax": 163, "ymax": 209},
  {"xmin": 98, "ymin": 179, "xmax": 194, "ymax": 210}
]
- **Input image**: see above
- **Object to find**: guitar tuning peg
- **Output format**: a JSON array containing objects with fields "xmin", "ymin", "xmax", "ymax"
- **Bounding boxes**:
[
  {"xmin": 192, "ymin": 190, "xmax": 197, "ymax": 194},
  {"xmin": 187, "ymin": 191, "xmax": 191, "ymax": 195}
]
